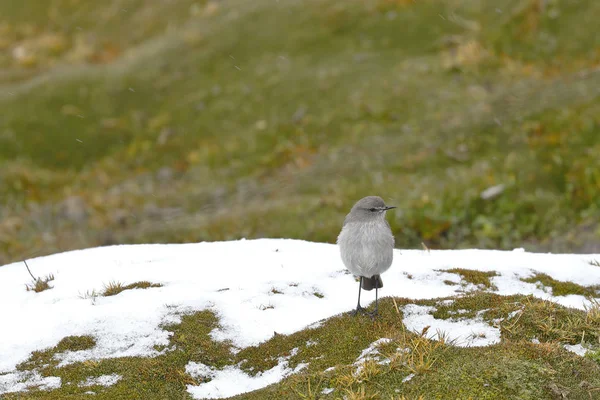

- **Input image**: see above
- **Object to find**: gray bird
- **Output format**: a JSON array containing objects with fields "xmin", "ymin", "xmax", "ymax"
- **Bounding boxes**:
[{"xmin": 337, "ymin": 196, "xmax": 396, "ymax": 316}]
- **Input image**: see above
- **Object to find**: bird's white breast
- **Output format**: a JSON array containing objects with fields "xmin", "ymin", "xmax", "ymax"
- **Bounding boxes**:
[{"xmin": 337, "ymin": 219, "xmax": 394, "ymax": 278}]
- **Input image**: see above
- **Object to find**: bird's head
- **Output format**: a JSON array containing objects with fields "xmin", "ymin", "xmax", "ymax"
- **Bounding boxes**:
[{"xmin": 348, "ymin": 196, "xmax": 396, "ymax": 221}]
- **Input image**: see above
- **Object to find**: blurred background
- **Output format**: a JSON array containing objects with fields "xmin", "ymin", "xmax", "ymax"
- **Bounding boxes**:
[{"xmin": 1, "ymin": 0, "xmax": 600, "ymax": 266}]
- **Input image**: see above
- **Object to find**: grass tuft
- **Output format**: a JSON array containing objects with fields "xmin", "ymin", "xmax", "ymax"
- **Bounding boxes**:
[
  {"xmin": 78, "ymin": 289, "xmax": 100, "ymax": 304},
  {"xmin": 343, "ymin": 386, "xmax": 379, "ymax": 400},
  {"xmin": 102, "ymin": 281, "xmax": 125, "ymax": 297},
  {"xmin": 103, "ymin": 281, "xmax": 163, "ymax": 297},
  {"xmin": 23, "ymin": 260, "xmax": 54, "ymax": 293},
  {"xmin": 25, "ymin": 274, "xmax": 54, "ymax": 293},
  {"xmin": 290, "ymin": 375, "xmax": 325, "ymax": 399}
]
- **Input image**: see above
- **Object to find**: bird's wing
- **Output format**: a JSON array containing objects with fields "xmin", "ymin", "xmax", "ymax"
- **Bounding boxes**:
[{"xmin": 385, "ymin": 219, "xmax": 395, "ymax": 246}]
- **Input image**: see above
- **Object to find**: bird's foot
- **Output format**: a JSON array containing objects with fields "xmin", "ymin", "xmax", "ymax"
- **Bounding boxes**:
[{"xmin": 351, "ymin": 305, "xmax": 367, "ymax": 316}]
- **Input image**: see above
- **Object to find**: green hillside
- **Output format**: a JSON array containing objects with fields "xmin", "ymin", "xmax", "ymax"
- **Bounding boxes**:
[{"xmin": 2, "ymin": 0, "xmax": 600, "ymax": 265}]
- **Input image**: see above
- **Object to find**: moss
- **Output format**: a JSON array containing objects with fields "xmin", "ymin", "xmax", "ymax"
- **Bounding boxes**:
[
  {"xmin": 56, "ymin": 336, "xmax": 97, "ymax": 352},
  {"xmin": 7, "ymin": 296, "xmax": 600, "ymax": 399},
  {"xmin": 257, "ymin": 334, "xmax": 600, "ymax": 400},
  {"xmin": 444, "ymin": 268, "xmax": 499, "ymax": 289},
  {"xmin": 587, "ymin": 349, "xmax": 600, "ymax": 365},
  {"xmin": 10, "ymin": 310, "xmax": 233, "ymax": 399},
  {"xmin": 521, "ymin": 273, "xmax": 600, "ymax": 297}
]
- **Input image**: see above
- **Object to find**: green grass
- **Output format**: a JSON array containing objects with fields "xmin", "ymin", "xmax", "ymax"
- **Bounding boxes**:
[
  {"xmin": 2, "ymin": 0, "xmax": 600, "ymax": 264},
  {"xmin": 6, "ymin": 294, "xmax": 600, "ymax": 399},
  {"xmin": 444, "ymin": 268, "xmax": 499, "ymax": 289}
]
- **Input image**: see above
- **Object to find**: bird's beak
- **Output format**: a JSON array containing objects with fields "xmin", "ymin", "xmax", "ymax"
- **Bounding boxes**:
[{"xmin": 384, "ymin": 206, "xmax": 397, "ymax": 210}]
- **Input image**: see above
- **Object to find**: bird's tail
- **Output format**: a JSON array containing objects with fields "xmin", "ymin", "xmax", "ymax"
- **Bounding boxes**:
[{"xmin": 361, "ymin": 275, "xmax": 383, "ymax": 291}]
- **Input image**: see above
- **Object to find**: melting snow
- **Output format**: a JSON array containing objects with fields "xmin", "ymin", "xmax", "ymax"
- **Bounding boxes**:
[
  {"xmin": 186, "ymin": 358, "xmax": 307, "ymax": 399},
  {"xmin": 564, "ymin": 344, "xmax": 589, "ymax": 357},
  {"xmin": 0, "ymin": 239, "xmax": 599, "ymax": 397},
  {"xmin": 79, "ymin": 374, "xmax": 122, "ymax": 387},
  {"xmin": 0, "ymin": 371, "xmax": 61, "ymax": 393},
  {"xmin": 402, "ymin": 304, "xmax": 501, "ymax": 347}
]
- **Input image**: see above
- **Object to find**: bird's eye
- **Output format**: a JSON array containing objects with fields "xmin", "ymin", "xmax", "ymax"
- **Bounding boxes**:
[{"xmin": 369, "ymin": 208, "xmax": 376, "ymax": 212}]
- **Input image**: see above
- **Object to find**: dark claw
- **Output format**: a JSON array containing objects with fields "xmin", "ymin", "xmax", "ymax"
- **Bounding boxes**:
[{"xmin": 352, "ymin": 305, "xmax": 365, "ymax": 316}]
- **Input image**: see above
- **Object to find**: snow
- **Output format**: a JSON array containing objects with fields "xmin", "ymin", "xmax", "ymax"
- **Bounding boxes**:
[
  {"xmin": 356, "ymin": 338, "xmax": 392, "ymax": 363},
  {"xmin": 353, "ymin": 338, "xmax": 393, "ymax": 374},
  {"xmin": 0, "ymin": 371, "xmax": 61, "ymax": 393},
  {"xmin": 186, "ymin": 357, "xmax": 307, "ymax": 399},
  {"xmin": 79, "ymin": 374, "xmax": 122, "ymax": 387},
  {"xmin": 564, "ymin": 344, "xmax": 589, "ymax": 357},
  {"xmin": 402, "ymin": 304, "xmax": 501, "ymax": 347},
  {"xmin": 0, "ymin": 239, "xmax": 599, "ymax": 397}
]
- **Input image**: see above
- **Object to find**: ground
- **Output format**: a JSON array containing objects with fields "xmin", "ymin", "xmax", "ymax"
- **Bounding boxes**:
[
  {"xmin": 2, "ymin": 0, "xmax": 600, "ymax": 398},
  {"xmin": 0, "ymin": 239, "xmax": 599, "ymax": 399}
]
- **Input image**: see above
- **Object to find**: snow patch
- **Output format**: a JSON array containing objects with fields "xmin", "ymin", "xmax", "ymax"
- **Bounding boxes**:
[
  {"xmin": 564, "ymin": 344, "xmax": 589, "ymax": 357},
  {"xmin": 355, "ymin": 338, "xmax": 392, "ymax": 363},
  {"xmin": 186, "ymin": 353, "xmax": 307, "ymax": 399},
  {"xmin": 402, "ymin": 304, "xmax": 501, "ymax": 347},
  {"xmin": 79, "ymin": 374, "xmax": 122, "ymax": 387},
  {"xmin": 0, "ymin": 371, "xmax": 61, "ymax": 393}
]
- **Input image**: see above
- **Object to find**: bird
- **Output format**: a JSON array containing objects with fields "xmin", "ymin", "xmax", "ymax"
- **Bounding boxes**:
[{"xmin": 337, "ymin": 196, "xmax": 396, "ymax": 317}]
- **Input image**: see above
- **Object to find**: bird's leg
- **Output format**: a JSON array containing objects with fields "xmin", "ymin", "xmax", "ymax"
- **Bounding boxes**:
[
  {"xmin": 374, "ymin": 286, "xmax": 379, "ymax": 316},
  {"xmin": 367, "ymin": 286, "xmax": 379, "ymax": 319},
  {"xmin": 352, "ymin": 277, "xmax": 364, "ymax": 316}
]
